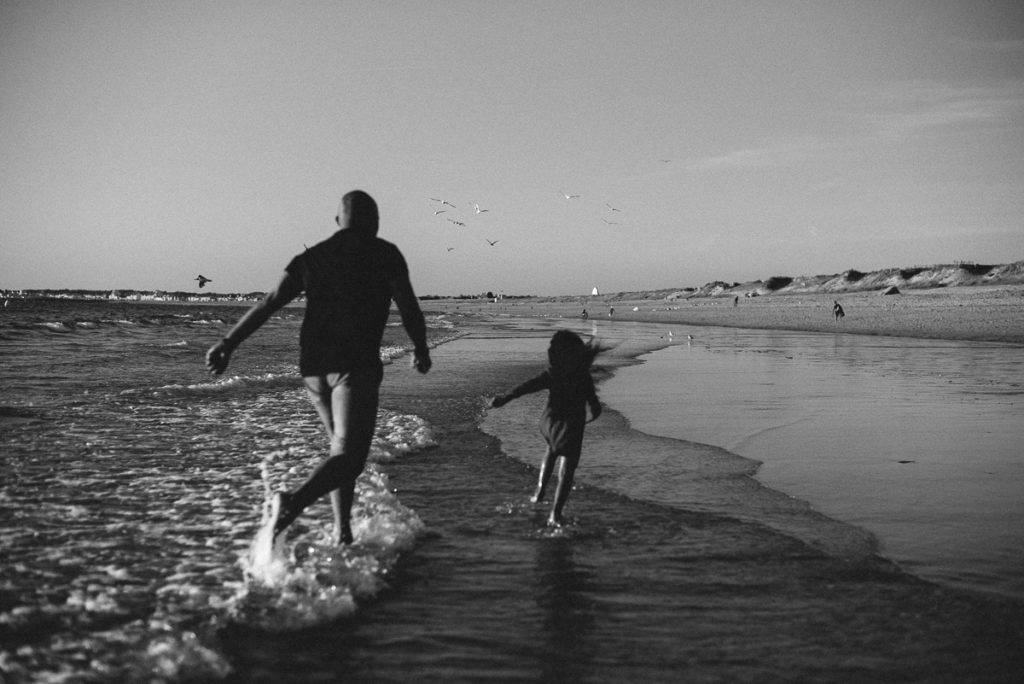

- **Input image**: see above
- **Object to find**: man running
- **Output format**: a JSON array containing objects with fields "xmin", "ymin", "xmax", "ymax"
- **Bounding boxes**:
[{"xmin": 206, "ymin": 190, "xmax": 432, "ymax": 544}]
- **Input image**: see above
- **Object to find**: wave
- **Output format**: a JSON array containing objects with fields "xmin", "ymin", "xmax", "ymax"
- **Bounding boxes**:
[
  {"xmin": 0, "ymin": 316, "xmax": 227, "ymax": 342},
  {"xmin": 120, "ymin": 372, "xmax": 303, "ymax": 398}
]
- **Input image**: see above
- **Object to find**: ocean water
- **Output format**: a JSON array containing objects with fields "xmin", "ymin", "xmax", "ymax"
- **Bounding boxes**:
[{"xmin": 2, "ymin": 299, "xmax": 1023, "ymax": 682}]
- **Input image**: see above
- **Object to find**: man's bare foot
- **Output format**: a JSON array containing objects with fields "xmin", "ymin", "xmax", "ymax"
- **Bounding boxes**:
[
  {"xmin": 270, "ymin": 491, "xmax": 297, "ymax": 539},
  {"xmin": 333, "ymin": 523, "xmax": 354, "ymax": 545},
  {"xmin": 546, "ymin": 515, "xmax": 563, "ymax": 527}
]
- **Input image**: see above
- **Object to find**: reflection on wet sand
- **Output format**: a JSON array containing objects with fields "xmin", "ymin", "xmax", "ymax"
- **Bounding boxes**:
[{"xmin": 535, "ymin": 537, "xmax": 596, "ymax": 681}]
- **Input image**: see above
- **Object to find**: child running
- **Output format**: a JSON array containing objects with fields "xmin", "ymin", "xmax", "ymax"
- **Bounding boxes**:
[{"xmin": 489, "ymin": 330, "xmax": 603, "ymax": 526}]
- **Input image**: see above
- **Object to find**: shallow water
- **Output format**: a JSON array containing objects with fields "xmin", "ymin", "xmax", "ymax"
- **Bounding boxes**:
[
  {"xmin": 597, "ymin": 325, "xmax": 1024, "ymax": 599},
  {"xmin": 2, "ymin": 300, "xmax": 1024, "ymax": 681}
]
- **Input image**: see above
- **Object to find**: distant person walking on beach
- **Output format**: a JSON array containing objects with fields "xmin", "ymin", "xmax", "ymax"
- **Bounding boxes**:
[
  {"xmin": 733, "ymin": 295, "xmax": 739, "ymax": 307},
  {"xmin": 489, "ymin": 330, "xmax": 602, "ymax": 526},
  {"xmin": 205, "ymin": 190, "xmax": 432, "ymax": 545},
  {"xmin": 581, "ymin": 308, "xmax": 588, "ymax": 320},
  {"xmin": 833, "ymin": 300, "xmax": 845, "ymax": 322},
  {"xmin": 608, "ymin": 306, "xmax": 614, "ymax": 318}
]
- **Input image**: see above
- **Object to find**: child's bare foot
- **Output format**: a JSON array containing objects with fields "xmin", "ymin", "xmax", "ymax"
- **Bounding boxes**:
[{"xmin": 270, "ymin": 491, "xmax": 297, "ymax": 539}]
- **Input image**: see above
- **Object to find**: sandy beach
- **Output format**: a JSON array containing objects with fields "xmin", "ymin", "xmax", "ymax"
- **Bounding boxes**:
[{"xmin": 437, "ymin": 284, "xmax": 1024, "ymax": 345}]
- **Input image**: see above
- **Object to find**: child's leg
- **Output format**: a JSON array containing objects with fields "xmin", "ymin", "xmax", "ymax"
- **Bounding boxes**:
[
  {"xmin": 531, "ymin": 447, "xmax": 557, "ymax": 503},
  {"xmin": 548, "ymin": 457, "xmax": 578, "ymax": 526}
]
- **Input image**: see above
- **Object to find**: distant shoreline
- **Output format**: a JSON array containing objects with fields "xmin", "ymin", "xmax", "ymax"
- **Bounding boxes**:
[
  {"xmin": 440, "ymin": 284, "xmax": 1024, "ymax": 345},
  {"xmin": 6, "ymin": 260, "xmax": 1021, "ymax": 305},
  {"xmin": 6, "ymin": 261, "xmax": 1023, "ymax": 344}
]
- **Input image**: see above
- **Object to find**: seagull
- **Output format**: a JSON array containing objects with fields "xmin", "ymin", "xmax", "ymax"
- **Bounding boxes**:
[
  {"xmin": 605, "ymin": 203, "xmax": 621, "ymax": 212},
  {"xmin": 486, "ymin": 239, "xmax": 499, "ymax": 246},
  {"xmin": 659, "ymin": 159, "xmax": 671, "ymax": 163},
  {"xmin": 446, "ymin": 247, "xmax": 455, "ymax": 252},
  {"xmin": 602, "ymin": 218, "xmax": 619, "ymax": 225},
  {"xmin": 563, "ymin": 193, "xmax": 580, "ymax": 200},
  {"xmin": 446, "ymin": 218, "xmax": 466, "ymax": 227},
  {"xmin": 433, "ymin": 209, "xmax": 447, "ymax": 215},
  {"xmin": 474, "ymin": 203, "xmax": 489, "ymax": 214},
  {"xmin": 195, "ymin": 275, "xmax": 212, "ymax": 288},
  {"xmin": 429, "ymin": 198, "xmax": 457, "ymax": 208}
]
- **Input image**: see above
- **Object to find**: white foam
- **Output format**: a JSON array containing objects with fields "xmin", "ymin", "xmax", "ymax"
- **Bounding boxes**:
[
  {"xmin": 230, "ymin": 418, "xmax": 431, "ymax": 632},
  {"xmin": 371, "ymin": 409, "xmax": 438, "ymax": 462},
  {"xmin": 122, "ymin": 372, "xmax": 300, "ymax": 397},
  {"xmin": 141, "ymin": 630, "xmax": 233, "ymax": 680}
]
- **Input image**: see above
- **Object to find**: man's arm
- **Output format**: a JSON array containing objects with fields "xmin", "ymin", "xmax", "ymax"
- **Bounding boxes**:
[
  {"xmin": 205, "ymin": 271, "xmax": 301, "ymax": 375},
  {"xmin": 390, "ymin": 274, "xmax": 431, "ymax": 374}
]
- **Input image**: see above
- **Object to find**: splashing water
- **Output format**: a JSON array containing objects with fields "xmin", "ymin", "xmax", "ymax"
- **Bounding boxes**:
[{"xmin": 229, "ymin": 412, "xmax": 434, "ymax": 633}]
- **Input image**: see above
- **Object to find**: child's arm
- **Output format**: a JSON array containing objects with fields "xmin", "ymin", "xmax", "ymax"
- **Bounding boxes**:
[
  {"xmin": 489, "ymin": 394, "xmax": 512, "ymax": 408},
  {"xmin": 489, "ymin": 372, "xmax": 550, "ymax": 409}
]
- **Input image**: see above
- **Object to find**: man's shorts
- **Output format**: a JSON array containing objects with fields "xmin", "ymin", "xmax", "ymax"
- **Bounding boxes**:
[{"xmin": 303, "ymin": 364, "xmax": 383, "ymax": 472}]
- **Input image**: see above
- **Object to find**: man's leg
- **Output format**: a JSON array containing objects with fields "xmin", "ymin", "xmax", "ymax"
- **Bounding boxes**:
[{"xmin": 272, "ymin": 370, "xmax": 380, "ymax": 541}]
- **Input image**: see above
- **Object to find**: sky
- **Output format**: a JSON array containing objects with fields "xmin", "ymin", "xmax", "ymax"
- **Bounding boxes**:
[{"xmin": 2, "ymin": 1, "xmax": 1023, "ymax": 296}]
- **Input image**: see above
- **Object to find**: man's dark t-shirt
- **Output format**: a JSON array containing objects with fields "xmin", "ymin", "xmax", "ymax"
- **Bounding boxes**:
[{"xmin": 284, "ymin": 229, "xmax": 408, "ymax": 376}]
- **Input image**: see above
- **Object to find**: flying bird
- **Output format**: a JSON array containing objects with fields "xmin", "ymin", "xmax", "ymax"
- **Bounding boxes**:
[
  {"xmin": 563, "ymin": 193, "xmax": 580, "ymax": 200},
  {"xmin": 195, "ymin": 275, "xmax": 212, "ymax": 288},
  {"xmin": 606, "ymin": 203, "xmax": 621, "ymax": 212},
  {"xmin": 430, "ymin": 198, "xmax": 457, "ymax": 208},
  {"xmin": 486, "ymin": 239, "xmax": 499, "ymax": 246},
  {"xmin": 474, "ymin": 203, "xmax": 489, "ymax": 214},
  {"xmin": 602, "ymin": 218, "xmax": 619, "ymax": 225},
  {"xmin": 446, "ymin": 247, "xmax": 455, "ymax": 252},
  {"xmin": 433, "ymin": 210, "xmax": 447, "ymax": 215},
  {"xmin": 447, "ymin": 218, "xmax": 466, "ymax": 227}
]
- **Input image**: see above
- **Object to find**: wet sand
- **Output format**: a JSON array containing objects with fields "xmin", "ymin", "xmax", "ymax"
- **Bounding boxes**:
[{"xmin": 436, "ymin": 284, "xmax": 1024, "ymax": 344}]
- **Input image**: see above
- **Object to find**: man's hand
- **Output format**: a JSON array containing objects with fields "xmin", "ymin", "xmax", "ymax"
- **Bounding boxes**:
[
  {"xmin": 206, "ymin": 341, "xmax": 233, "ymax": 375},
  {"xmin": 412, "ymin": 349, "xmax": 432, "ymax": 374}
]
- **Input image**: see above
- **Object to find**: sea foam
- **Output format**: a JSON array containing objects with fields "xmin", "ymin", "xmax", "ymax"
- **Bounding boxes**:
[{"xmin": 230, "ymin": 410, "xmax": 434, "ymax": 631}]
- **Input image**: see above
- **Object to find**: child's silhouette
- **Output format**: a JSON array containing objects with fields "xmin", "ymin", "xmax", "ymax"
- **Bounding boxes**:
[{"xmin": 489, "ymin": 330, "xmax": 603, "ymax": 526}]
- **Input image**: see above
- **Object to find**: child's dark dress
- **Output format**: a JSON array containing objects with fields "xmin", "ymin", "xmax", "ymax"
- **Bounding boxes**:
[{"xmin": 505, "ymin": 368, "xmax": 597, "ymax": 463}]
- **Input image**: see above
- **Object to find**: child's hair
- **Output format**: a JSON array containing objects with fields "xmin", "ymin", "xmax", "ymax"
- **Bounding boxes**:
[{"xmin": 547, "ymin": 330, "xmax": 604, "ymax": 374}]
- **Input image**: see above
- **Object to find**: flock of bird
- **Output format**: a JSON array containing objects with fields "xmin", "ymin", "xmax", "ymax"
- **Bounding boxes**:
[
  {"xmin": 428, "ymin": 197, "xmax": 498, "ymax": 251},
  {"xmin": 429, "ymin": 190, "xmax": 629, "ymax": 254},
  {"xmin": 193, "ymin": 162, "xmax": 677, "ymax": 288}
]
